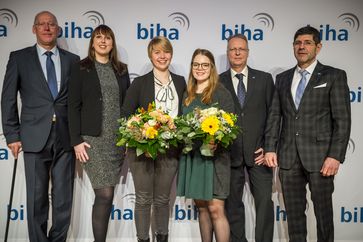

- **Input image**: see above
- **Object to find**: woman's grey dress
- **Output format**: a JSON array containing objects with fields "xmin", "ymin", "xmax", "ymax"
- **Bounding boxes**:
[{"xmin": 82, "ymin": 61, "xmax": 122, "ymax": 189}]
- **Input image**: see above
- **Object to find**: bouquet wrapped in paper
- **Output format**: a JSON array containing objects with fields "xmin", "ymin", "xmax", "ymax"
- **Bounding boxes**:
[
  {"xmin": 175, "ymin": 106, "xmax": 240, "ymax": 156},
  {"xmin": 117, "ymin": 102, "xmax": 178, "ymax": 159}
]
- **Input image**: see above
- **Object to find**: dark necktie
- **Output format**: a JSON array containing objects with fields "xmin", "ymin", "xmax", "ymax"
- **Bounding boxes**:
[
  {"xmin": 45, "ymin": 51, "xmax": 58, "ymax": 99},
  {"xmin": 294, "ymin": 69, "xmax": 308, "ymax": 108},
  {"xmin": 236, "ymin": 73, "xmax": 246, "ymax": 107}
]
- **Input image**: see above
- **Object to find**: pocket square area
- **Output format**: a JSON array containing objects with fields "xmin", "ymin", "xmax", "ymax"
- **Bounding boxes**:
[{"xmin": 314, "ymin": 83, "xmax": 327, "ymax": 88}]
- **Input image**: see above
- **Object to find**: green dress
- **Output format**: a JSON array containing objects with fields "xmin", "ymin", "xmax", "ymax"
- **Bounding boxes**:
[{"xmin": 177, "ymin": 86, "xmax": 234, "ymax": 201}]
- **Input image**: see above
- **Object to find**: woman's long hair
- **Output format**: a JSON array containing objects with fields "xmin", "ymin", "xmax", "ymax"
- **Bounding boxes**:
[
  {"xmin": 81, "ymin": 24, "xmax": 127, "ymax": 75},
  {"xmin": 185, "ymin": 48, "xmax": 219, "ymax": 106}
]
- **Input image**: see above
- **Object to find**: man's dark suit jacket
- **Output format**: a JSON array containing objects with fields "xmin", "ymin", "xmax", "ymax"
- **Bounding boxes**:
[
  {"xmin": 67, "ymin": 60, "xmax": 130, "ymax": 146},
  {"xmin": 1, "ymin": 45, "xmax": 80, "ymax": 151},
  {"xmin": 220, "ymin": 67, "xmax": 275, "ymax": 167},
  {"xmin": 121, "ymin": 70, "xmax": 186, "ymax": 118},
  {"xmin": 264, "ymin": 62, "xmax": 351, "ymax": 171}
]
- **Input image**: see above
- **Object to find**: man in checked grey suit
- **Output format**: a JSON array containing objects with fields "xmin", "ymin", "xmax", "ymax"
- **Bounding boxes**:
[
  {"xmin": 265, "ymin": 26, "xmax": 351, "ymax": 242},
  {"xmin": 220, "ymin": 34, "xmax": 275, "ymax": 242},
  {"xmin": 1, "ymin": 11, "xmax": 79, "ymax": 241}
]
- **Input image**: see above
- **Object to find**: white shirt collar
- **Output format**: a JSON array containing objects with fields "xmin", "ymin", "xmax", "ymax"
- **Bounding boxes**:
[
  {"xmin": 36, "ymin": 44, "xmax": 58, "ymax": 56},
  {"xmin": 296, "ymin": 59, "xmax": 318, "ymax": 75},
  {"xmin": 230, "ymin": 66, "xmax": 248, "ymax": 78}
]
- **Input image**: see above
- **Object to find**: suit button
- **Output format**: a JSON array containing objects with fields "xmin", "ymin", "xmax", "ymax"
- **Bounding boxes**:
[
  {"xmin": 241, "ymin": 112, "xmax": 244, "ymax": 117},
  {"xmin": 296, "ymin": 132, "xmax": 299, "ymax": 136},
  {"xmin": 295, "ymin": 116, "xmax": 299, "ymax": 120}
]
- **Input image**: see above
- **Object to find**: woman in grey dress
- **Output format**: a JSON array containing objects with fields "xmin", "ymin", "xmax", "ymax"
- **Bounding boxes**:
[{"xmin": 68, "ymin": 25, "xmax": 130, "ymax": 242}]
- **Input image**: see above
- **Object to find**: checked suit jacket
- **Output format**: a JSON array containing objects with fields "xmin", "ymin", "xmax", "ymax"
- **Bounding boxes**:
[{"xmin": 264, "ymin": 61, "xmax": 351, "ymax": 171}]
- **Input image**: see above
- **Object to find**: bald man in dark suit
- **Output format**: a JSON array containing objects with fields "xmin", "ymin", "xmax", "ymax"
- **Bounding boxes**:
[{"xmin": 1, "ymin": 11, "xmax": 79, "ymax": 242}]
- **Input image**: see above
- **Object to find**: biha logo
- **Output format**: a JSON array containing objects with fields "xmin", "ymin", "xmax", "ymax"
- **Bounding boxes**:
[
  {"xmin": 0, "ymin": 8, "xmax": 18, "ymax": 37},
  {"xmin": 221, "ymin": 12, "xmax": 274, "ymax": 41},
  {"xmin": 58, "ymin": 10, "xmax": 105, "ymax": 39},
  {"xmin": 137, "ymin": 12, "xmax": 190, "ymax": 40},
  {"xmin": 317, "ymin": 13, "xmax": 359, "ymax": 41}
]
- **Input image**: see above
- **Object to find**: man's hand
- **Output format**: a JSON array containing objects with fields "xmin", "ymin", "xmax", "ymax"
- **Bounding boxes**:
[
  {"xmin": 320, "ymin": 157, "xmax": 340, "ymax": 177},
  {"xmin": 74, "ymin": 142, "xmax": 91, "ymax": 163},
  {"xmin": 265, "ymin": 152, "xmax": 278, "ymax": 168},
  {"xmin": 8, "ymin": 141, "xmax": 22, "ymax": 159}
]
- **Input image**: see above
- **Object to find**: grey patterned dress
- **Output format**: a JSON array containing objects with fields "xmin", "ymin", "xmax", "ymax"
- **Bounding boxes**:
[{"xmin": 82, "ymin": 61, "xmax": 122, "ymax": 189}]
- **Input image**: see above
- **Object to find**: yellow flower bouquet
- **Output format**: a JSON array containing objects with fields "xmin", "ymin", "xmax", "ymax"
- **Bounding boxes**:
[
  {"xmin": 117, "ymin": 102, "xmax": 178, "ymax": 159},
  {"xmin": 175, "ymin": 106, "xmax": 240, "ymax": 156}
]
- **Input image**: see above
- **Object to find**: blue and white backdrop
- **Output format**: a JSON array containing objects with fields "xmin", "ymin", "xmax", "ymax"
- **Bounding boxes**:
[{"xmin": 0, "ymin": 0, "xmax": 362, "ymax": 241}]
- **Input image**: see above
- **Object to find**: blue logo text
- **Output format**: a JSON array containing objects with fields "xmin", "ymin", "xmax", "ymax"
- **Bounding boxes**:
[
  {"xmin": 319, "ymin": 24, "xmax": 348, "ymax": 41},
  {"xmin": 341, "ymin": 207, "xmax": 363, "ymax": 223},
  {"xmin": 0, "ymin": 148, "xmax": 9, "ymax": 160},
  {"xmin": 174, "ymin": 204, "xmax": 198, "ymax": 220},
  {"xmin": 350, "ymin": 87, "xmax": 361, "ymax": 103},
  {"xmin": 58, "ymin": 22, "xmax": 93, "ymax": 39},
  {"xmin": 137, "ymin": 23, "xmax": 179, "ymax": 40},
  {"xmin": 221, "ymin": 24, "xmax": 263, "ymax": 41}
]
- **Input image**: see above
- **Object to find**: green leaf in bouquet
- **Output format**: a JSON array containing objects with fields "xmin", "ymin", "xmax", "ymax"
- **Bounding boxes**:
[
  {"xmin": 220, "ymin": 139, "xmax": 229, "ymax": 148},
  {"xmin": 127, "ymin": 139, "xmax": 136, "ymax": 147},
  {"xmin": 187, "ymin": 131, "xmax": 196, "ymax": 138},
  {"xmin": 181, "ymin": 126, "xmax": 192, "ymax": 133},
  {"xmin": 215, "ymin": 132, "xmax": 224, "ymax": 141},
  {"xmin": 176, "ymin": 134, "xmax": 184, "ymax": 140},
  {"xmin": 136, "ymin": 147, "xmax": 144, "ymax": 157},
  {"xmin": 169, "ymin": 139, "xmax": 178, "ymax": 147},
  {"xmin": 182, "ymin": 143, "xmax": 193, "ymax": 154},
  {"xmin": 158, "ymin": 147, "xmax": 167, "ymax": 154},
  {"xmin": 200, "ymin": 143, "xmax": 214, "ymax": 157},
  {"xmin": 116, "ymin": 138, "xmax": 127, "ymax": 147},
  {"xmin": 159, "ymin": 140, "xmax": 168, "ymax": 148},
  {"xmin": 148, "ymin": 145, "xmax": 158, "ymax": 159}
]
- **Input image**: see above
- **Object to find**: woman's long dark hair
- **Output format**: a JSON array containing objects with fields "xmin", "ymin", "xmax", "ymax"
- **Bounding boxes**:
[{"xmin": 80, "ymin": 24, "xmax": 127, "ymax": 75}]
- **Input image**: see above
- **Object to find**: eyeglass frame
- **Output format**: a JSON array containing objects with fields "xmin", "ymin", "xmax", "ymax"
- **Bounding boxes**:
[
  {"xmin": 191, "ymin": 62, "xmax": 211, "ymax": 70},
  {"xmin": 228, "ymin": 47, "xmax": 249, "ymax": 53},
  {"xmin": 293, "ymin": 40, "xmax": 316, "ymax": 47},
  {"xmin": 34, "ymin": 22, "xmax": 58, "ymax": 29}
]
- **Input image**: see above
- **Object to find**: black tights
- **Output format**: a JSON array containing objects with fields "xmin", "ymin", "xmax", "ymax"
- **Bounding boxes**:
[{"xmin": 92, "ymin": 186, "xmax": 115, "ymax": 242}]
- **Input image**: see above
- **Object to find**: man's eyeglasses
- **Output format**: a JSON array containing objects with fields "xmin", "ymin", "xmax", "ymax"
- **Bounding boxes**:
[
  {"xmin": 228, "ymin": 48, "xmax": 248, "ymax": 53},
  {"xmin": 192, "ymin": 62, "xmax": 211, "ymax": 70},
  {"xmin": 293, "ymin": 40, "xmax": 315, "ymax": 47},
  {"xmin": 34, "ymin": 22, "xmax": 58, "ymax": 29}
]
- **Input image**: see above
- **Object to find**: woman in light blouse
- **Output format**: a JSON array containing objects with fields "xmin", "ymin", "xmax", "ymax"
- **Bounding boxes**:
[{"xmin": 121, "ymin": 36, "xmax": 186, "ymax": 242}]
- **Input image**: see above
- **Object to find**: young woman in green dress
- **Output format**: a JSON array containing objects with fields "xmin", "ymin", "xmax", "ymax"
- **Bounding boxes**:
[{"xmin": 177, "ymin": 49, "xmax": 235, "ymax": 242}]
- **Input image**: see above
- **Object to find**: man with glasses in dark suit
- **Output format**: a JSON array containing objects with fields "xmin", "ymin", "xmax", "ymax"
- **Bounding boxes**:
[
  {"xmin": 265, "ymin": 26, "xmax": 351, "ymax": 242},
  {"xmin": 220, "ymin": 34, "xmax": 275, "ymax": 242},
  {"xmin": 1, "ymin": 11, "xmax": 79, "ymax": 242}
]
